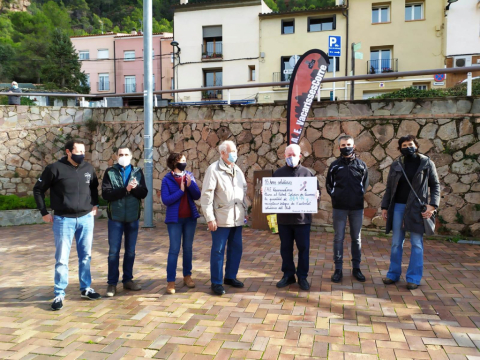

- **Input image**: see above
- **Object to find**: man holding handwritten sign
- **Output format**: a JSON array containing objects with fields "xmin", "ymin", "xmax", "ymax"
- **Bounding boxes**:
[{"xmin": 263, "ymin": 144, "xmax": 320, "ymax": 291}]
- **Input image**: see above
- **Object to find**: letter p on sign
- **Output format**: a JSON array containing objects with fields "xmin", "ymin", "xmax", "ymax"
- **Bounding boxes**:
[{"xmin": 329, "ymin": 37, "xmax": 337, "ymax": 47}]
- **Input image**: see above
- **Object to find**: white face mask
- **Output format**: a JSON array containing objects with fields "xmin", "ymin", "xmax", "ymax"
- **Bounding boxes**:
[
  {"xmin": 118, "ymin": 156, "xmax": 131, "ymax": 167},
  {"xmin": 286, "ymin": 156, "xmax": 300, "ymax": 167}
]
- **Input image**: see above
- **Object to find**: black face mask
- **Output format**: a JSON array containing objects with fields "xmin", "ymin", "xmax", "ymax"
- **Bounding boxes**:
[
  {"xmin": 340, "ymin": 147, "xmax": 354, "ymax": 156},
  {"xmin": 70, "ymin": 153, "xmax": 85, "ymax": 165},
  {"xmin": 176, "ymin": 162, "xmax": 187, "ymax": 172},
  {"xmin": 401, "ymin": 147, "xmax": 417, "ymax": 157}
]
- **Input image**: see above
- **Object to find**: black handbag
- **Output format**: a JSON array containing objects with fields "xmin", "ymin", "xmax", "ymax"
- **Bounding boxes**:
[{"xmin": 399, "ymin": 164, "xmax": 436, "ymax": 236}]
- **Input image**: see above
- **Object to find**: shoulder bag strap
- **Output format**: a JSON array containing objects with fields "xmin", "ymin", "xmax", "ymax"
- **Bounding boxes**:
[{"xmin": 399, "ymin": 162, "xmax": 424, "ymax": 207}]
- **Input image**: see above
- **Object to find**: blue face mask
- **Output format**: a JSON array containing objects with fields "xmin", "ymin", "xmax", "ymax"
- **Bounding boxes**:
[
  {"xmin": 12, "ymin": 85, "xmax": 18, "ymax": 89},
  {"xmin": 228, "ymin": 152, "xmax": 237, "ymax": 163}
]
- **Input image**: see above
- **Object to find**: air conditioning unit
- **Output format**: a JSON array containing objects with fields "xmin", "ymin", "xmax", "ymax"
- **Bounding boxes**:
[{"xmin": 453, "ymin": 56, "xmax": 472, "ymax": 68}]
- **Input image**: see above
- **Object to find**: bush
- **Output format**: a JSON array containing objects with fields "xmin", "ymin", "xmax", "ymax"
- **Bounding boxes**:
[
  {"xmin": 0, "ymin": 195, "xmax": 49, "ymax": 210},
  {"xmin": 375, "ymin": 79, "xmax": 480, "ymax": 99},
  {"xmin": 0, "ymin": 195, "xmax": 108, "ymax": 210}
]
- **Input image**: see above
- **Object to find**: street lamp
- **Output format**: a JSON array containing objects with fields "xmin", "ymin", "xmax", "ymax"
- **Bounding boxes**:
[
  {"xmin": 171, "ymin": 41, "xmax": 181, "ymax": 102},
  {"xmin": 445, "ymin": 0, "xmax": 458, "ymax": 12}
]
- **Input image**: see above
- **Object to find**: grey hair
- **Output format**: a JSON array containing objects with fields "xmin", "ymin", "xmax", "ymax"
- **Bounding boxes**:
[
  {"xmin": 219, "ymin": 140, "xmax": 236, "ymax": 154},
  {"xmin": 338, "ymin": 135, "xmax": 354, "ymax": 145},
  {"xmin": 285, "ymin": 144, "xmax": 301, "ymax": 155}
]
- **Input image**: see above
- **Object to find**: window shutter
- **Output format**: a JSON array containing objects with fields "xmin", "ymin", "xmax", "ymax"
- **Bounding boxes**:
[{"xmin": 333, "ymin": 15, "xmax": 336, "ymax": 30}]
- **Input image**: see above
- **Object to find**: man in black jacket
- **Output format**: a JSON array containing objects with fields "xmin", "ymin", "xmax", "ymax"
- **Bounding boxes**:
[
  {"xmin": 102, "ymin": 146, "xmax": 148, "ymax": 297},
  {"xmin": 274, "ymin": 144, "xmax": 320, "ymax": 291},
  {"xmin": 33, "ymin": 140, "xmax": 101, "ymax": 311},
  {"xmin": 326, "ymin": 135, "xmax": 369, "ymax": 283}
]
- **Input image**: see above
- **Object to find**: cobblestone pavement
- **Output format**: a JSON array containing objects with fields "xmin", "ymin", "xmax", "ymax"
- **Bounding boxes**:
[{"xmin": 1, "ymin": 220, "xmax": 480, "ymax": 359}]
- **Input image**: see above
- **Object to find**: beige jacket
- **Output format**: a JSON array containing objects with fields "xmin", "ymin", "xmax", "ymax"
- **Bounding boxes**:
[{"xmin": 201, "ymin": 158, "xmax": 247, "ymax": 227}]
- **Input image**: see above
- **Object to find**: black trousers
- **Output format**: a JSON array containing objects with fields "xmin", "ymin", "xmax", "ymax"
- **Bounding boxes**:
[{"xmin": 278, "ymin": 224, "xmax": 311, "ymax": 279}]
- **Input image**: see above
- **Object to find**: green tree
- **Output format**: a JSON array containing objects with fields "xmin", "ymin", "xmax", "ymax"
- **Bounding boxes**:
[
  {"xmin": 264, "ymin": 0, "xmax": 278, "ymax": 11},
  {"xmin": 42, "ymin": 1, "xmax": 71, "ymax": 32},
  {"xmin": 41, "ymin": 28, "xmax": 89, "ymax": 93},
  {"xmin": 277, "ymin": 0, "xmax": 287, "ymax": 11}
]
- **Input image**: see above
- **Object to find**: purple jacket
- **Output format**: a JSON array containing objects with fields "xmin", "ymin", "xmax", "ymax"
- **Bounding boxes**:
[{"xmin": 161, "ymin": 171, "xmax": 201, "ymax": 223}]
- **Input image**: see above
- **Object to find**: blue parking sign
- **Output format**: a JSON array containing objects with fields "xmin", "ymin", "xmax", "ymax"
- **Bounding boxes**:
[{"xmin": 328, "ymin": 36, "xmax": 341, "ymax": 57}]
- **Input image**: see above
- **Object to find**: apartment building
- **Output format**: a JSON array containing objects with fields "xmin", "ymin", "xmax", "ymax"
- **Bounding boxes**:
[
  {"xmin": 114, "ymin": 33, "xmax": 173, "ymax": 99},
  {"xmin": 445, "ymin": 0, "xmax": 480, "ymax": 87},
  {"xmin": 349, "ymin": 0, "xmax": 445, "ymax": 99},
  {"xmin": 173, "ymin": 0, "xmax": 272, "ymax": 103},
  {"xmin": 71, "ymin": 31, "xmax": 174, "ymax": 101},
  {"xmin": 258, "ymin": 5, "xmax": 348, "ymax": 103}
]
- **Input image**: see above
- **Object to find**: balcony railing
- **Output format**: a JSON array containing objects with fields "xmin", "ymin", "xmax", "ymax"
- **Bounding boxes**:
[
  {"xmin": 125, "ymin": 84, "xmax": 136, "ymax": 93},
  {"xmin": 367, "ymin": 59, "xmax": 398, "ymax": 74},
  {"xmin": 272, "ymin": 72, "xmax": 291, "ymax": 87},
  {"xmin": 97, "ymin": 81, "xmax": 110, "ymax": 91},
  {"xmin": 201, "ymin": 43, "xmax": 223, "ymax": 60},
  {"xmin": 201, "ymin": 89, "xmax": 222, "ymax": 100}
]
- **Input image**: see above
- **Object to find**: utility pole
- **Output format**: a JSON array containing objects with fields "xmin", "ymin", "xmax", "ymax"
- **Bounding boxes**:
[{"xmin": 143, "ymin": 0, "xmax": 154, "ymax": 227}]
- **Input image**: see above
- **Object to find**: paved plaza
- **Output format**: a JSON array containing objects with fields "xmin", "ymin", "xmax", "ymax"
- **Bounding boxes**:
[{"xmin": 0, "ymin": 221, "xmax": 480, "ymax": 359}]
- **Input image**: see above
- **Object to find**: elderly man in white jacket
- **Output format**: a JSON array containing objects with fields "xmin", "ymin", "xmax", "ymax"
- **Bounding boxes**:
[{"xmin": 201, "ymin": 140, "xmax": 248, "ymax": 295}]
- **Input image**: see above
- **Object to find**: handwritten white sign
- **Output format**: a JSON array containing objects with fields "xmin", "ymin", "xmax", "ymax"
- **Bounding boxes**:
[{"xmin": 262, "ymin": 177, "xmax": 318, "ymax": 214}]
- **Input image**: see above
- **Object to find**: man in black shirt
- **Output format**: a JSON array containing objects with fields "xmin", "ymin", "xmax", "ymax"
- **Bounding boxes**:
[
  {"xmin": 34, "ymin": 140, "xmax": 101, "ymax": 311},
  {"xmin": 326, "ymin": 135, "xmax": 369, "ymax": 283},
  {"xmin": 273, "ymin": 144, "xmax": 320, "ymax": 291}
]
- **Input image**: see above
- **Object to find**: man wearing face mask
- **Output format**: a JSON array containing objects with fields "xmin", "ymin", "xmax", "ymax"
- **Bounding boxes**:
[
  {"xmin": 201, "ymin": 140, "xmax": 248, "ymax": 296},
  {"xmin": 102, "ymin": 147, "xmax": 148, "ymax": 297},
  {"xmin": 273, "ymin": 144, "xmax": 320, "ymax": 291},
  {"xmin": 326, "ymin": 135, "xmax": 369, "ymax": 283},
  {"xmin": 34, "ymin": 140, "xmax": 101, "ymax": 311},
  {"xmin": 7, "ymin": 81, "xmax": 22, "ymax": 105}
]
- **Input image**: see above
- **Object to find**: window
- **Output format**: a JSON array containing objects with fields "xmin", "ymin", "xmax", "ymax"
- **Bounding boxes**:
[
  {"xmin": 412, "ymin": 83, "xmax": 429, "ymax": 90},
  {"xmin": 405, "ymin": 3, "xmax": 423, "ymax": 21},
  {"xmin": 79, "ymin": 51, "xmax": 89, "ymax": 60},
  {"xmin": 249, "ymin": 65, "xmax": 256, "ymax": 81},
  {"xmin": 203, "ymin": 69, "xmax": 222, "ymax": 99},
  {"xmin": 98, "ymin": 73, "xmax": 109, "ymax": 91},
  {"xmin": 372, "ymin": 5, "xmax": 390, "ymax": 23},
  {"xmin": 282, "ymin": 20, "xmax": 295, "ymax": 34},
  {"xmin": 125, "ymin": 76, "xmax": 136, "ymax": 93},
  {"xmin": 327, "ymin": 57, "xmax": 340, "ymax": 72},
  {"xmin": 124, "ymin": 50, "xmax": 135, "ymax": 61},
  {"xmin": 202, "ymin": 26, "xmax": 222, "ymax": 59},
  {"xmin": 369, "ymin": 49, "xmax": 392, "ymax": 74},
  {"xmin": 280, "ymin": 56, "xmax": 294, "ymax": 84},
  {"xmin": 308, "ymin": 16, "xmax": 336, "ymax": 32},
  {"xmin": 97, "ymin": 49, "xmax": 109, "ymax": 59},
  {"xmin": 85, "ymin": 74, "xmax": 90, "ymax": 87}
]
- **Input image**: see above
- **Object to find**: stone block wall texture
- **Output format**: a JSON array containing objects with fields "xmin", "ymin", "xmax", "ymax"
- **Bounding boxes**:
[{"xmin": 1, "ymin": 98, "xmax": 480, "ymax": 236}]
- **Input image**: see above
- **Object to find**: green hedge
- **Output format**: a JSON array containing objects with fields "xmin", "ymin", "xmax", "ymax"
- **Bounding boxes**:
[
  {"xmin": 0, "ymin": 195, "xmax": 108, "ymax": 210},
  {"xmin": 375, "ymin": 79, "xmax": 480, "ymax": 99}
]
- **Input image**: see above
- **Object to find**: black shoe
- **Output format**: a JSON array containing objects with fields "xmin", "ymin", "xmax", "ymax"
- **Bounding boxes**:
[
  {"xmin": 331, "ymin": 269, "xmax": 343, "ymax": 283},
  {"xmin": 224, "ymin": 278, "xmax": 244, "ymax": 288},
  {"xmin": 211, "ymin": 284, "xmax": 226, "ymax": 295},
  {"xmin": 51, "ymin": 296, "xmax": 64, "ymax": 311},
  {"xmin": 276, "ymin": 275, "xmax": 296, "ymax": 288},
  {"xmin": 298, "ymin": 278, "xmax": 310, "ymax": 291},
  {"xmin": 352, "ymin": 268, "xmax": 366, "ymax": 282},
  {"xmin": 81, "ymin": 288, "xmax": 102, "ymax": 300},
  {"xmin": 406, "ymin": 282, "xmax": 418, "ymax": 290}
]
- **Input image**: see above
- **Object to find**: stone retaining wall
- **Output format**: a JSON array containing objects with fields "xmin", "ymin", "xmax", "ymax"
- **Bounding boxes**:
[{"xmin": 1, "ymin": 98, "xmax": 479, "ymax": 236}]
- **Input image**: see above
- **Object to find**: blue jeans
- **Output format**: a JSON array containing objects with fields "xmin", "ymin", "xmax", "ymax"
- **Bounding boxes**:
[
  {"xmin": 53, "ymin": 213, "xmax": 94, "ymax": 297},
  {"xmin": 386, "ymin": 203, "xmax": 424, "ymax": 285},
  {"xmin": 210, "ymin": 226, "xmax": 243, "ymax": 285},
  {"xmin": 108, "ymin": 219, "xmax": 139, "ymax": 285},
  {"xmin": 278, "ymin": 224, "xmax": 311, "ymax": 279},
  {"xmin": 166, "ymin": 218, "xmax": 197, "ymax": 282},
  {"xmin": 332, "ymin": 209, "xmax": 364, "ymax": 270}
]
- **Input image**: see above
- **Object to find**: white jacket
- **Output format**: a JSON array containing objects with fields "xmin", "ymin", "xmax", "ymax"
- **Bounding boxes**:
[{"xmin": 201, "ymin": 158, "xmax": 247, "ymax": 227}]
